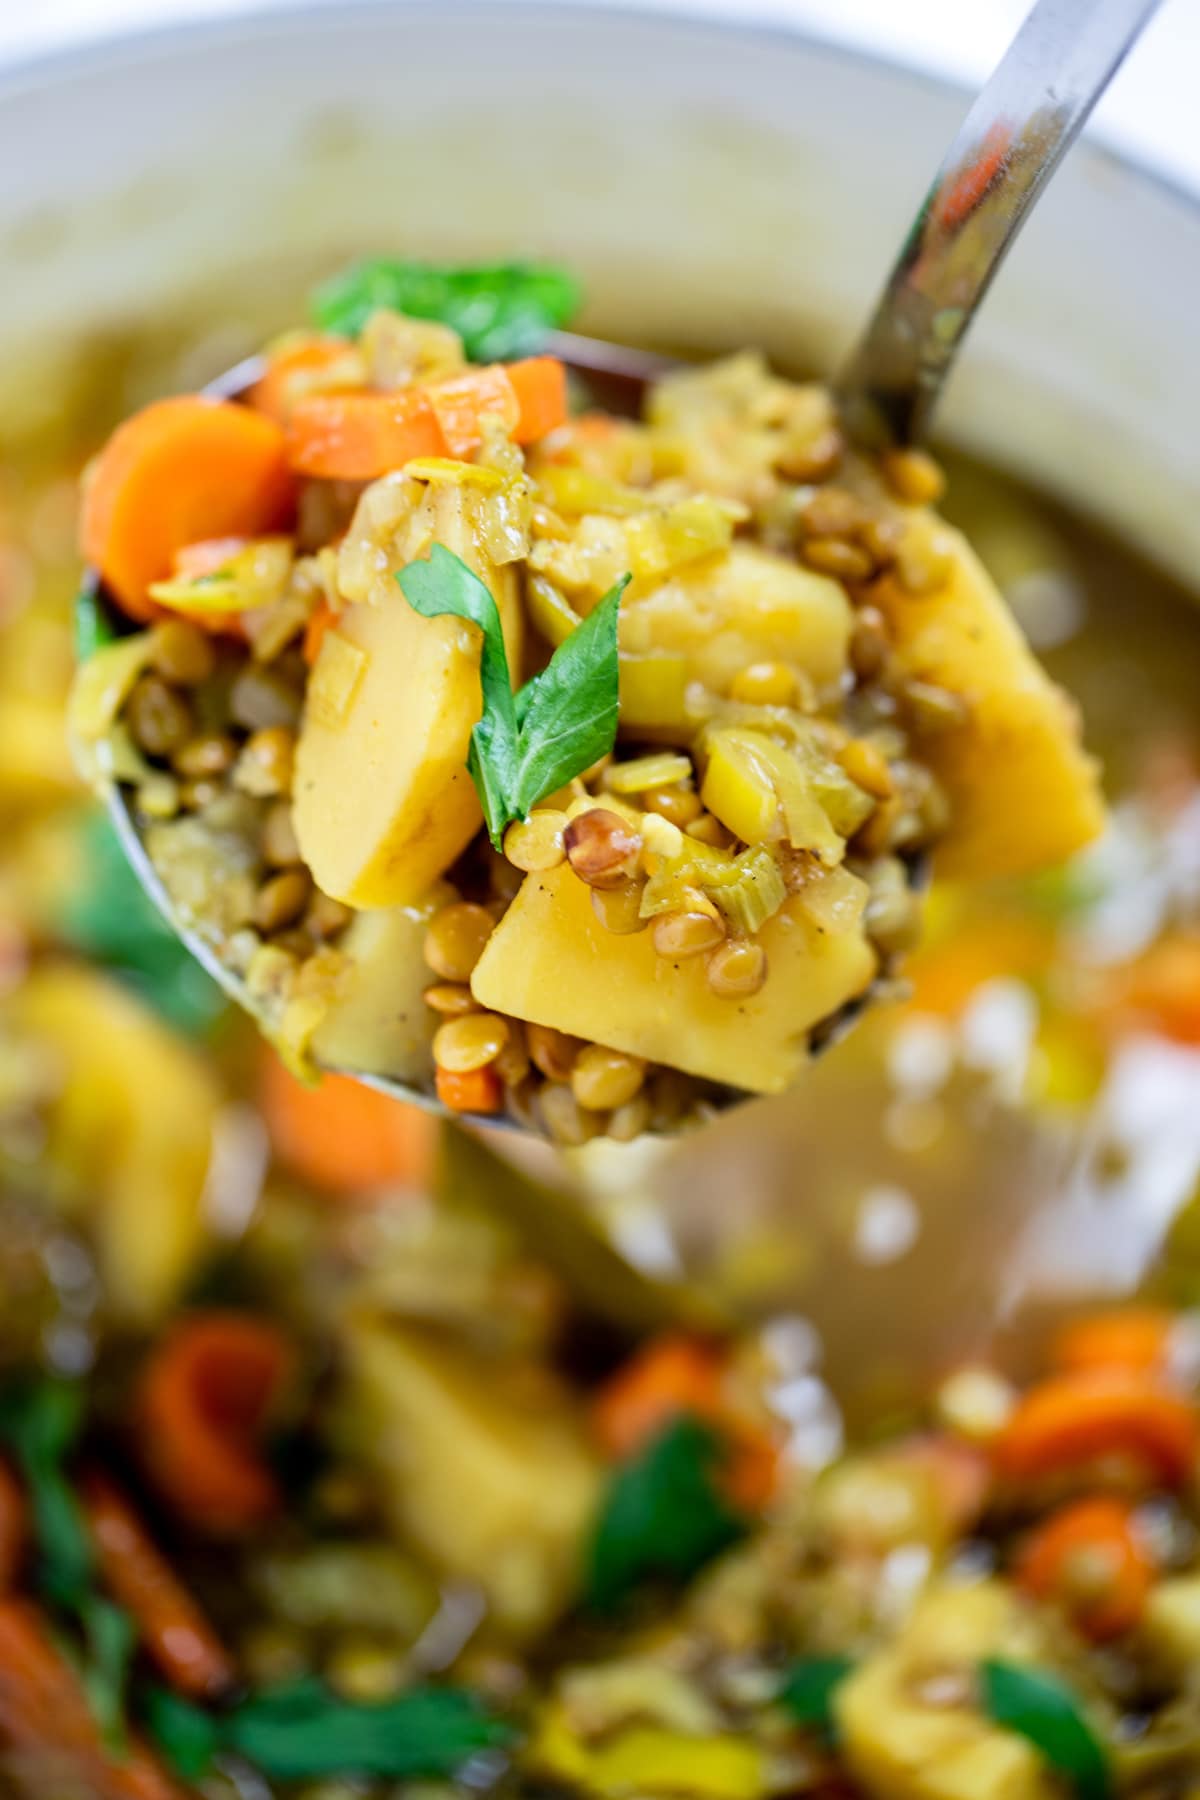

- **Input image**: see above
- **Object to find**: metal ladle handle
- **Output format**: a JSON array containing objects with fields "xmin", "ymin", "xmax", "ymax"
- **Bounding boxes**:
[{"xmin": 837, "ymin": 0, "xmax": 1162, "ymax": 448}]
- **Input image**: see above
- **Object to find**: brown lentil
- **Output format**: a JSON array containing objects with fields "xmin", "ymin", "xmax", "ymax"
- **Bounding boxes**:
[
  {"xmin": 325, "ymin": 1638, "xmax": 406, "ymax": 1704},
  {"xmin": 802, "ymin": 536, "xmax": 874, "ymax": 583},
  {"xmin": 527, "ymin": 1023, "xmax": 583, "ymax": 1083},
  {"xmin": 853, "ymin": 793, "xmax": 907, "ymax": 859},
  {"xmin": 653, "ymin": 908, "xmax": 726, "ymax": 960},
  {"xmin": 504, "ymin": 809, "xmax": 568, "ymax": 872},
  {"xmin": 902, "ymin": 679, "xmax": 969, "ymax": 735},
  {"xmin": 858, "ymin": 515, "xmax": 905, "ymax": 569},
  {"xmin": 172, "ymin": 732, "xmax": 236, "ymax": 780},
  {"xmin": 423, "ymin": 983, "xmax": 479, "ymax": 1017},
  {"xmin": 849, "ymin": 605, "xmax": 892, "ymax": 681},
  {"xmin": 839, "ymin": 737, "xmax": 895, "ymax": 800},
  {"xmin": 777, "ymin": 426, "xmax": 843, "ymax": 483},
  {"xmin": 179, "ymin": 777, "xmax": 222, "ymax": 812},
  {"xmin": 642, "ymin": 785, "xmax": 703, "ymax": 829},
  {"xmin": 493, "ymin": 1020, "xmax": 532, "ymax": 1087},
  {"xmin": 880, "ymin": 446, "xmax": 946, "ymax": 506},
  {"xmin": 270, "ymin": 927, "xmax": 319, "ymax": 959},
  {"xmin": 706, "ymin": 939, "xmax": 767, "ymax": 999},
  {"xmin": 591, "ymin": 879, "xmax": 648, "ymax": 935},
  {"xmin": 571, "ymin": 1045, "xmax": 646, "ymax": 1112},
  {"xmin": 685, "ymin": 812, "xmax": 734, "ymax": 850},
  {"xmin": 730, "ymin": 662, "xmax": 798, "ymax": 708},
  {"xmin": 234, "ymin": 726, "xmax": 296, "ymax": 798},
  {"xmin": 148, "ymin": 618, "xmax": 215, "ymax": 687},
  {"xmin": 126, "ymin": 675, "xmax": 193, "ymax": 758},
  {"xmin": 796, "ymin": 486, "xmax": 865, "ymax": 539},
  {"xmin": 433, "ymin": 1011, "xmax": 509, "ymax": 1073},
  {"xmin": 563, "ymin": 809, "xmax": 642, "ymax": 890},
  {"xmin": 607, "ymin": 1093, "xmax": 653, "ymax": 1143},
  {"xmin": 305, "ymin": 891, "xmax": 354, "ymax": 940},
  {"xmin": 254, "ymin": 868, "xmax": 312, "ymax": 935},
  {"xmin": 261, "ymin": 801, "xmax": 302, "ymax": 868},
  {"xmin": 538, "ymin": 1082, "xmax": 601, "ymax": 1148},
  {"xmin": 230, "ymin": 663, "xmax": 303, "ymax": 733},
  {"xmin": 423, "ymin": 902, "xmax": 495, "ymax": 983}
]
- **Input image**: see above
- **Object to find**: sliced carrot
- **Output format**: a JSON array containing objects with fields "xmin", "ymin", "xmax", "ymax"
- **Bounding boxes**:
[
  {"xmin": 0, "ymin": 1598, "xmax": 184, "ymax": 1800},
  {"xmin": 302, "ymin": 600, "xmax": 337, "ymax": 667},
  {"xmin": 426, "ymin": 365, "xmax": 519, "ymax": 457},
  {"xmin": 592, "ymin": 1333, "xmax": 780, "ymax": 1513},
  {"xmin": 1017, "ymin": 1496, "xmax": 1154, "ymax": 1641},
  {"xmin": 248, "ymin": 333, "xmax": 362, "ymax": 425},
  {"xmin": 138, "ymin": 1313, "xmax": 294, "ymax": 1537},
  {"xmin": 995, "ymin": 1370, "xmax": 1199, "ymax": 1488},
  {"xmin": 1108, "ymin": 934, "xmax": 1200, "ymax": 1046},
  {"xmin": 435, "ymin": 1063, "xmax": 504, "ymax": 1116},
  {"xmin": 80, "ymin": 396, "xmax": 295, "ymax": 623},
  {"xmin": 260, "ymin": 1052, "xmax": 436, "ymax": 1194},
  {"xmin": 286, "ymin": 387, "xmax": 444, "ymax": 479},
  {"xmin": 507, "ymin": 356, "xmax": 569, "ymax": 444},
  {"xmin": 0, "ymin": 1458, "xmax": 26, "ymax": 1591},
  {"xmin": 904, "ymin": 914, "xmax": 1053, "ymax": 1018},
  {"xmin": 173, "ymin": 535, "xmax": 252, "ymax": 579},
  {"xmin": 1053, "ymin": 1308, "xmax": 1178, "ymax": 1379},
  {"xmin": 82, "ymin": 1470, "xmax": 234, "ymax": 1699}
]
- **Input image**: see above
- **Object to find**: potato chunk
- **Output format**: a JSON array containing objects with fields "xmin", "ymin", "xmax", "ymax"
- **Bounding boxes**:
[
  {"xmin": 470, "ymin": 863, "xmax": 876, "ymax": 1094},
  {"xmin": 341, "ymin": 1317, "xmax": 601, "ymax": 1637},
  {"xmin": 310, "ymin": 884, "xmax": 450, "ymax": 1083},
  {"xmin": 874, "ymin": 520, "xmax": 1104, "ymax": 879}
]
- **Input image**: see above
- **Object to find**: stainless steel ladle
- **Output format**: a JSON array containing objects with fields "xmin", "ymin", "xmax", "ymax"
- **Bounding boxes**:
[{"xmin": 81, "ymin": 0, "xmax": 1159, "ymax": 1130}]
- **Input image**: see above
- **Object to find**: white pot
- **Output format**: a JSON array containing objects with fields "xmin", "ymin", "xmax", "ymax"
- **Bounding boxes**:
[{"xmin": 0, "ymin": 0, "xmax": 1196, "ymax": 580}]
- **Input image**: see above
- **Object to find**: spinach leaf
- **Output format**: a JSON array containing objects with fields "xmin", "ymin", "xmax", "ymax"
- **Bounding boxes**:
[
  {"xmin": 398, "ymin": 548, "xmax": 628, "ymax": 847},
  {"xmin": 0, "ymin": 1379, "xmax": 93, "ymax": 1608},
  {"xmin": 55, "ymin": 813, "xmax": 226, "ymax": 1037},
  {"xmin": 75, "ymin": 588, "xmax": 117, "ymax": 662},
  {"xmin": 145, "ymin": 1678, "xmax": 514, "ymax": 1784},
  {"xmin": 80, "ymin": 1595, "xmax": 138, "ymax": 1751},
  {"xmin": 310, "ymin": 258, "xmax": 581, "ymax": 361},
  {"xmin": 777, "ymin": 1656, "xmax": 855, "ymax": 1740},
  {"xmin": 586, "ymin": 1415, "xmax": 746, "ymax": 1612},
  {"xmin": 981, "ymin": 1660, "xmax": 1111, "ymax": 1800}
]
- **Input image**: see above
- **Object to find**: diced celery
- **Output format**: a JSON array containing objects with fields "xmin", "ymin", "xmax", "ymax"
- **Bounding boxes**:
[
  {"xmin": 527, "ymin": 574, "xmax": 581, "ymax": 648},
  {"xmin": 710, "ymin": 845, "xmax": 787, "ymax": 935},
  {"xmin": 605, "ymin": 753, "xmax": 692, "ymax": 795}
]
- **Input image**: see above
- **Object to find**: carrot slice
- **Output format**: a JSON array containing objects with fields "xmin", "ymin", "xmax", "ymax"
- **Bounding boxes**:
[
  {"xmin": 995, "ymin": 1370, "xmax": 1199, "ymax": 1488},
  {"xmin": 0, "ymin": 1458, "xmax": 26, "ymax": 1592},
  {"xmin": 592, "ymin": 1334, "xmax": 780, "ymax": 1512},
  {"xmin": 82, "ymin": 1470, "xmax": 234, "ymax": 1699},
  {"xmin": 426, "ymin": 365, "xmax": 519, "ymax": 457},
  {"xmin": 138, "ymin": 1313, "xmax": 293, "ymax": 1536},
  {"xmin": 260, "ymin": 1052, "xmax": 436, "ymax": 1194},
  {"xmin": 0, "ymin": 1598, "xmax": 184, "ymax": 1800},
  {"xmin": 302, "ymin": 600, "xmax": 337, "ymax": 667},
  {"xmin": 507, "ymin": 355, "xmax": 569, "ymax": 443},
  {"xmin": 1053, "ymin": 1308, "xmax": 1178, "ymax": 1379},
  {"xmin": 285, "ymin": 387, "xmax": 444, "ymax": 479},
  {"xmin": 80, "ymin": 396, "xmax": 295, "ymax": 623},
  {"xmin": 435, "ymin": 1064, "xmax": 504, "ymax": 1116},
  {"xmin": 1017, "ymin": 1496, "xmax": 1153, "ymax": 1641},
  {"xmin": 1108, "ymin": 934, "xmax": 1200, "ymax": 1046},
  {"xmin": 248, "ymin": 334, "xmax": 362, "ymax": 425}
]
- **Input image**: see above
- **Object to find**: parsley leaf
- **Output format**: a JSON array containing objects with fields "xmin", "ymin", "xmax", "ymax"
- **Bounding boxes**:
[
  {"xmin": 586, "ymin": 1415, "xmax": 747, "ymax": 1612},
  {"xmin": 74, "ymin": 587, "xmax": 118, "ymax": 662},
  {"xmin": 777, "ymin": 1656, "xmax": 855, "ymax": 1741},
  {"xmin": 80, "ymin": 1595, "xmax": 137, "ymax": 1751},
  {"xmin": 310, "ymin": 259, "xmax": 581, "ymax": 361},
  {"xmin": 0, "ymin": 1379, "xmax": 93, "ymax": 1608},
  {"xmin": 981, "ymin": 1661, "xmax": 1111, "ymax": 1800},
  {"xmin": 144, "ymin": 1679, "xmax": 514, "ymax": 1784},
  {"xmin": 399, "ymin": 547, "xmax": 628, "ymax": 848}
]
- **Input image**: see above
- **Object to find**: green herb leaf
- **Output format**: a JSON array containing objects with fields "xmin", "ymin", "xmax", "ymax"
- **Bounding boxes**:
[
  {"xmin": 80, "ymin": 1595, "xmax": 137, "ymax": 1752},
  {"xmin": 224, "ymin": 1679, "xmax": 514, "ymax": 1781},
  {"xmin": 55, "ymin": 813, "xmax": 226, "ymax": 1037},
  {"xmin": 981, "ymin": 1661, "xmax": 1111, "ymax": 1800},
  {"xmin": 74, "ymin": 588, "xmax": 118, "ymax": 663},
  {"xmin": 310, "ymin": 259, "xmax": 581, "ymax": 361},
  {"xmin": 509, "ymin": 576, "xmax": 627, "ymax": 821},
  {"xmin": 586, "ymin": 1415, "xmax": 747, "ymax": 1612},
  {"xmin": 0, "ymin": 1380, "xmax": 93, "ymax": 1608},
  {"xmin": 398, "ymin": 550, "xmax": 626, "ymax": 848},
  {"xmin": 777, "ymin": 1656, "xmax": 855, "ymax": 1741},
  {"xmin": 142, "ymin": 1686, "xmax": 221, "ymax": 1782}
]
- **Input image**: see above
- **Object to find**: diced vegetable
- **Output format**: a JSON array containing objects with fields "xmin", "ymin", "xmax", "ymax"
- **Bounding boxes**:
[
  {"xmin": 1052, "ymin": 1308, "xmax": 1179, "ymax": 1379},
  {"xmin": 531, "ymin": 1704, "xmax": 766, "ymax": 1800},
  {"xmin": 148, "ymin": 535, "xmax": 292, "ymax": 618},
  {"xmin": 994, "ymin": 1371, "xmax": 1199, "ymax": 1487},
  {"xmin": 309, "ymin": 257, "xmax": 581, "ymax": 360},
  {"xmin": 247, "ymin": 332, "xmax": 366, "ymax": 423},
  {"xmin": 1016, "ymin": 1497, "xmax": 1153, "ymax": 1641},
  {"xmin": 138, "ymin": 1314, "xmax": 294, "ymax": 1536},
  {"xmin": 1141, "ymin": 1572, "xmax": 1200, "ymax": 1674},
  {"xmin": 436, "ymin": 1064, "xmax": 504, "ymax": 1114},
  {"xmin": 259, "ymin": 1052, "xmax": 436, "ymax": 1195},
  {"xmin": 80, "ymin": 397, "xmax": 295, "ymax": 622}
]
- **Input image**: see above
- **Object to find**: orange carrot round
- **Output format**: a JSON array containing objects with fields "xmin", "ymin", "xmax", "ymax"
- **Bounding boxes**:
[
  {"xmin": 260, "ymin": 1053, "xmax": 436, "ymax": 1194},
  {"xmin": 995, "ymin": 1370, "xmax": 1199, "ymax": 1488},
  {"xmin": 80, "ymin": 396, "xmax": 295, "ymax": 623},
  {"xmin": 1109, "ymin": 934, "xmax": 1200, "ymax": 1046},
  {"xmin": 592, "ymin": 1333, "xmax": 780, "ymax": 1512},
  {"xmin": 1017, "ymin": 1496, "xmax": 1154, "ymax": 1641},
  {"xmin": 138, "ymin": 1313, "xmax": 294, "ymax": 1537},
  {"xmin": 435, "ymin": 1064, "xmax": 504, "ymax": 1116},
  {"xmin": 1053, "ymin": 1308, "xmax": 1178, "ymax": 1379},
  {"xmin": 0, "ymin": 1459, "xmax": 26, "ymax": 1592},
  {"xmin": 247, "ymin": 334, "xmax": 362, "ymax": 425},
  {"xmin": 506, "ymin": 356, "xmax": 569, "ymax": 444},
  {"xmin": 82, "ymin": 1470, "xmax": 234, "ymax": 1699},
  {"xmin": 286, "ymin": 387, "xmax": 444, "ymax": 479}
]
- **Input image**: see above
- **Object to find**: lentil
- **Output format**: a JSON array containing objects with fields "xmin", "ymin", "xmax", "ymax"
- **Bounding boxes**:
[
  {"xmin": 254, "ymin": 868, "xmax": 312, "ymax": 935},
  {"xmin": 126, "ymin": 675, "xmax": 192, "ymax": 758},
  {"xmin": 563, "ymin": 809, "xmax": 642, "ymax": 889},
  {"xmin": 572, "ymin": 1046, "xmax": 646, "ymax": 1111},
  {"xmin": 305, "ymin": 891, "xmax": 353, "ymax": 940},
  {"xmin": 504, "ymin": 809, "xmax": 568, "ymax": 872},
  {"xmin": 903, "ymin": 679, "xmax": 969, "ymax": 735},
  {"xmin": 802, "ymin": 536, "xmax": 874, "ymax": 583},
  {"xmin": 706, "ymin": 939, "xmax": 767, "ymax": 999},
  {"xmin": 493, "ymin": 1021, "xmax": 532, "ymax": 1087},
  {"xmin": 230, "ymin": 663, "xmax": 303, "ymax": 732},
  {"xmin": 607, "ymin": 1093, "xmax": 653, "ymax": 1143},
  {"xmin": 642, "ymin": 785, "xmax": 703, "ymax": 829},
  {"xmin": 653, "ymin": 908, "xmax": 726, "ymax": 960},
  {"xmin": 527, "ymin": 1023, "xmax": 583, "ymax": 1083},
  {"xmin": 880, "ymin": 446, "xmax": 946, "ymax": 506},
  {"xmin": 135, "ymin": 774, "xmax": 180, "ymax": 820},
  {"xmin": 423, "ymin": 902, "xmax": 495, "ymax": 983},
  {"xmin": 179, "ymin": 777, "xmax": 222, "ymax": 813},
  {"xmin": 730, "ymin": 662, "xmax": 798, "ymax": 708},
  {"xmin": 849, "ymin": 605, "xmax": 891, "ymax": 681},
  {"xmin": 777, "ymin": 425, "xmax": 843, "ymax": 483},
  {"xmin": 261, "ymin": 801, "xmax": 302, "ymax": 867},
  {"xmin": 796, "ymin": 486, "xmax": 865, "ymax": 539},
  {"xmin": 591, "ymin": 879, "xmax": 648, "ymax": 935},
  {"xmin": 864, "ymin": 859, "xmax": 923, "ymax": 957},
  {"xmin": 896, "ymin": 535, "xmax": 954, "ymax": 594},
  {"xmin": 234, "ymin": 726, "xmax": 296, "ymax": 798},
  {"xmin": 685, "ymin": 812, "xmax": 735, "ymax": 849},
  {"xmin": 325, "ymin": 1637, "xmax": 406, "ymax": 1704},
  {"xmin": 538, "ymin": 1082, "xmax": 601, "ymax": 1148},
  {"xmin": 148, "ymin": 618, "xmax": 215, "ymax": 686},
  {"xmin": 172, "ymin": 732, "xmax": 236, "ymax": 780},
  {"xmin": 433, "ymin": 1011, "xmax": 510, "ymax": 1073},
  {"xmin": 423, "ymin": 983, "xmax": 479, "ymax": 1017},
  {"xmin": 839, "ymin": 737, "xmax": 895, "ymax": 800}
]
